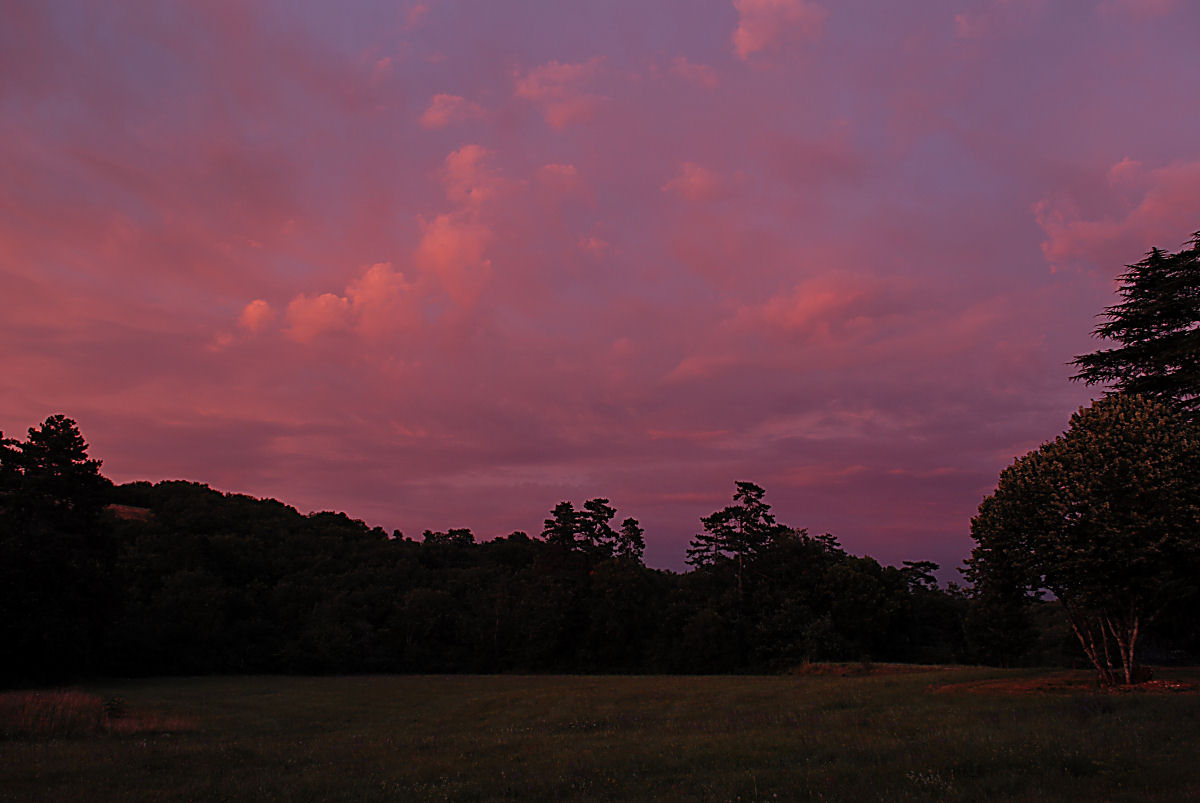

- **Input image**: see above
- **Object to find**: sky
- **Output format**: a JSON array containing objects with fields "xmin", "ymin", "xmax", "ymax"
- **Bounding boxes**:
[{"xmin": 4, "ymin": 0, "xmax": 1200, "ymax": 574}]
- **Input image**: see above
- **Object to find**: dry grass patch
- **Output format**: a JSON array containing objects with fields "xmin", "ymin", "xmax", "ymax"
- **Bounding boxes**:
[{"xmin": 0, "ymin": 689, "xmax": 195, "ymax": 738}]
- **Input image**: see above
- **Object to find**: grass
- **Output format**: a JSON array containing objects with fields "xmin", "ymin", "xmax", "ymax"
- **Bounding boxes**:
[{"xmin": 3, "ymin": 668, "xmax": 1200, "ymax": 801}]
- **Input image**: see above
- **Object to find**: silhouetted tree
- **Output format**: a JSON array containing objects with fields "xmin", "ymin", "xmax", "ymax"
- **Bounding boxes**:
[
  {"xmin": 966, "ymin": 395, "xmax": 1200, "ymax": 683},
  {"xmin": 687, "ymin": 481, "xmax": 783, "ymax": 595},
  {"xmin": 423, "ymin": 528, "xmax": 475, "ymax": 546},
  {"xmin": 616, "ymin": 517, "xmax": 646, "ymax": 564},
  {"xmin": 1072, "ymin": 232, "xmax": 1200, "ymax": 415},
  {"xmin": 542, "ymin": 501, "xmax": 580, "ymax": 549},
  {"xmin": 0, "ymin": 416, "xmax": 115, "ymax": 681}
]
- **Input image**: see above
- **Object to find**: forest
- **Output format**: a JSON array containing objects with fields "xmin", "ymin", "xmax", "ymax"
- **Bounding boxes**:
[{"xmin": 2, "ymin": 412, "xmax": 1198, "ymax": 685}]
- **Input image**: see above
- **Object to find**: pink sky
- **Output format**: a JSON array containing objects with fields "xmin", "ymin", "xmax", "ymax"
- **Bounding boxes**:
[{"xmin": 4, "ymin": 0, "xmax": 1200, "ymax": 572}]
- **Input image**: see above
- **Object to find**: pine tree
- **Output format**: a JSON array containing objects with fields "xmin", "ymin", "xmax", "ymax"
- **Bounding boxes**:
[
  {"xmin": 686, "ymin": 481, "xmax": 783, "ymax": 595},
  {"xmin": 1071, "ymin": 232, "xmax": 1200, "ymax": 415}
]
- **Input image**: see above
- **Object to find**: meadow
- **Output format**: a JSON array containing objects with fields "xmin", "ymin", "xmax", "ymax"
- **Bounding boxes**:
[{"xmin": 3, "ymin": 667, "xmax": 1199, "ymax": 802}]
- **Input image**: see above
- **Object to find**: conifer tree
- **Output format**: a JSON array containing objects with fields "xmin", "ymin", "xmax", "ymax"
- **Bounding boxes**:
[{"xmin": 1071, "ymin": 232, "xmax": 1200, "ymax": 415}]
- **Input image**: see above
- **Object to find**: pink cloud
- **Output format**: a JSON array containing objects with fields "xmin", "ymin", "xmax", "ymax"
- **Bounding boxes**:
[
  {"xmin": 662, "ymin": 163, "xmax": 730, "ymax": 201},
  {"xmin": 739, "ymin": 275, "xmax": 885, "ymax": 339},
  {"xmin": 345, "ymin": 262, "xmax": 417, "ymax": 338},
  {"xmin": 514, "ymin": 58, "xmax": 605, "ymax": 128},
  {"xmin": 1106, "ymin": 156, "xmax": 1143, "ymax": 187},
  {"xmin": 413, "ymin": 213, "xmax": 493, "ymax": 305},
  {"xmin": 419, "ymin": 93, "xmax": 485, "ymax": 129},
  {"xmin": 536, "ymin": 163, "xmax": 582, "ymax": 195},
  {"xmin": 278, "ymin": 263, "xmax": 416, "ymax": 342},
  {"xmin": 402, "ymin": 3, "xmax": 430, "ymax": 31},
  {"xmin": 238, "ymin": 299, "xmax": 275, "ymax": 333},
  {"xmin": 285, "ymin": 293, "xmax": 351, "ymax": 342},
  {"xmin": 442, "ymin": 144, "xmax": 502, "ymax": 205},
  {"xmin": 579, "ymin": 235, "xmax": 610, "ymax": 255},
  {"xmin": 765, "ymin": 123, "xmax": 864, "ymax": 187},
  {"xmin": 1098, "ymin": 0, "xmax": 1177, "ymax": 20},
  {"xmin": 954, "ymin": 0, "xmax": 1044, "ymax": 39},
  {"xmin": 670, "ymin": 57, "xmax": 719, "ymax": 88},
  {"xmin": 1035, "ymin": 159, "xmax": 1200, "ymax": 270},
  {"xmin": 732, "ymin": 0, "xmax": 828, "ymax": 60}
]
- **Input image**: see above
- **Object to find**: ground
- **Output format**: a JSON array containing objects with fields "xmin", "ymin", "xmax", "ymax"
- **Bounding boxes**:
[{"xmin": 3, "ymin": 667, "xmax": 1200, "ymax": 801}]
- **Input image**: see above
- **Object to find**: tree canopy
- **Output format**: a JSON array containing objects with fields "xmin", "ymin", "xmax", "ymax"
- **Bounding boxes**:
[
  {"xmin": 686, "ymin": 481, "xmax": 785, "ymax": 594},
  {"xmin": 1071, "ymin": 232, "xmax": 1200, "ymax": 415},
  {"xmin": 966, "ymin": 394, "xmax": 1200, "ymax": 683}
]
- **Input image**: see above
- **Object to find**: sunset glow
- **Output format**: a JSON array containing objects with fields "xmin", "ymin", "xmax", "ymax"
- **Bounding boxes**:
[{"xmin": 4, "ymin": 0, "xmax": 1200, "ymax": 571}]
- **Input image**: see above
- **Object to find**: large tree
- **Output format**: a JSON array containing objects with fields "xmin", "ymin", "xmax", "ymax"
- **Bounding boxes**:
[
  {"xmin": 687, "ymin": 481, "xmax": 784, "ymax": 595},
  {"xmin": 0, "ymin": 416, "xmax": 115, "ymax": 681},
  {"xmin": 966, "ymin": 394, "xmax": 1200, "ymax": 684},
  {"xmin": 1071, "ymin": 232, "xmax": 1200, "ymax": 415}
]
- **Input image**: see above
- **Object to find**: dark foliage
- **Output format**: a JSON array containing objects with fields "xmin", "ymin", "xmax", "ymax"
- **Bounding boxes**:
[
  {"xmin": 19, "ymin": 415, "xmax": 1197, "ymax": 683},
  {"xmin": 1071, "ymin": 232, "xmax": 1200, "ymax": 415}
]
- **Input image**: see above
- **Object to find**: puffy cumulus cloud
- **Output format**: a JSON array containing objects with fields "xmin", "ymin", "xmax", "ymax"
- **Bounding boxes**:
[
  {"xmin": 514, "ymin": 58, "xmax": 605, "ymax": 129},
  {"xmin": 238, "ymin": 299, "xmax": 275, "ymax": 333},
  {"xmin": 413, "ymin": 213, "xmax": 493, "ymax": 305},
  {"xmin": 731, "ymin": 0, "xmax": 828, "ymax": 60},
  {"xmin": 345, "ymin": 262, "xmax": 417, "ymax": 338},
  {"xmin": 1098, "ymin": 0, "xmax": 1177, "ymax": 19},
  {"xmin": 670, "ymin": 56, "xmax": 719, "ymax": 88},
  {"xmin": 282, "ymin": 263, "xmax": 415, "ymax": 342},
  {"xmin": 285, "ymin": 292, "xmax": 351, "ymax": 342},
  {"xmin": 441, "ymin": 144, "xmax": 503, "ymax": 205},
  {"xmin": 1034, "ymin": 159, "xmax": 1200, "ymax": 270},
  {"xmin": 954, "ymin": 0, "xmax": 1044, "ymax": 39},
  {"xmin": 419, "ymin": 93, "xmax": 485, "ymax": 129},
  {"xmin": 661, "ymin": 163, "xmax": 729, "ymax": 202}
]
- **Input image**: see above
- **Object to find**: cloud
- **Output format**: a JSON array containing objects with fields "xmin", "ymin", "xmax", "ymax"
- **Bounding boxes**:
[
  {"xmin": 1098, "ymin": 0, "xmax": 1177, "ymax": 20},
  {"xmin": 413, "ymin": 213, "xmax": 493, "ymax": 305},
  {"xmin": 662, "ymin": 163, "xmax": 729, "ymax": 201},
  {"xmin": 536, "ymin": 163, "xmax": 581, "ymax": 195},
  {"xmin": 442, "ymin": 144, "xmax": 501, "ymax": 205},
  {"xmin": 731, "ymin": 274, "xmax": 896, "ymax": 342},
  {"xmin": 345, "ymin": 262, "xmax": 417, "ymax": 338},
  {"xmin": 419, "ymin": 93, "xmax": 485, "ymax": 129},
  {"xmin": 1106, "ymin": 156, "xmax": 1143, "ymax": 187},
  {"xmin": 238, "ymin": 299, "xmax": 275, "ymax": 333},
  {"xmin": 671, "ymin": 57, "xmax": 719, "ymax": 88},
  {"xmin": 732, "ymin": 0, "xmax": 828, "ymax": 60},
  {"xmin": 285, "ymin": 292, "xmax": 351, "ymax": 342},
  {"xmin": 281, "ymin": 263, "xmax": 415, "ymax": 342},
  {"xmin": 954, "ymin": 0, "xmax": 1044, "ymax": 39},
  {"xmin": 1034, "ymin": 159, "xmax": 1200, "ymax": 270},
  {"xmin": 402, "ymin": 3, "xmax": 430, "ymax": 31},
  {"xmin": 514, "ymin": 58, "xmax": 605, "ymax": 128},
  {"xmin": 579, "ymin": 235, "xmax": 609, "ymax": 255}
]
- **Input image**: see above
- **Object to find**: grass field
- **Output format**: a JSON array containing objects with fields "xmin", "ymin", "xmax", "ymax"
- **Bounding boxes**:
[{"xmin": 3, "ymin": 667, "xmax": 1200, "ymax": 801}]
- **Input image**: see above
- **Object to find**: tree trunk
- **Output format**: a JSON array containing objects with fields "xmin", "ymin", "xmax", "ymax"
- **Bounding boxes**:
[{"xmin": 1061, "ymin": 599, "xmax": 1116, "ymax": 685}]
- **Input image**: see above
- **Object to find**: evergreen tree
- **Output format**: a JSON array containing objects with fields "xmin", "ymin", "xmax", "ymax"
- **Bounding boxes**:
[
  {"xmin": 1071, "ymin": 232, "xmax": 1200, "ymax": 415},
  {"xmin": 687, "ymin": 481, "xmax": 783, "ymax": 595},
  {"xmin": 616, "ymin": 517, "xmax": 646, "ymax": 564}
]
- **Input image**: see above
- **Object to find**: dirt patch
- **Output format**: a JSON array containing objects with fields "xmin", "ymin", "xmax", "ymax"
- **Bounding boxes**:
[{"xmin": 932, "ymin": 670, "xmax": 1199, "ymax": 696}]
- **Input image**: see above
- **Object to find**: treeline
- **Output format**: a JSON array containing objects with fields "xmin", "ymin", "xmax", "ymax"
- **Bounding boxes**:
[{"xmin": 1, "ymin": 416, "xmax": 1194, "ymax": 684}]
